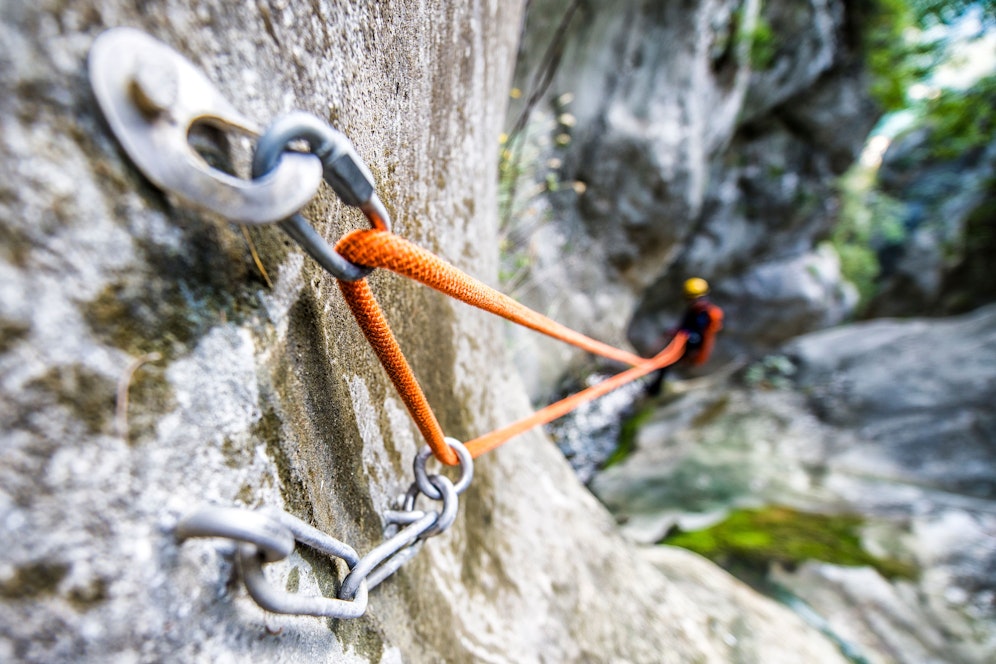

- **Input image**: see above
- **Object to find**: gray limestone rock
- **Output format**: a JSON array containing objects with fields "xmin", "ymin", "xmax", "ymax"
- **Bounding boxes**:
[
  {"xmin": 0, "ymin": 2, "xmax": 847, "ymax": 662},
  {"xmin": 868, "ymin": 128, "xmax": 996, "ymax": 317},
  {"xmin": 502, "ymin": 0, "xmax": 876, "ymax": 393},
  {"xmin": 591, "ymin": 305, "xmax": 996, "ymax": 662},
  {"xmin": 786, "ymin": 303, "xmax": 996, "ymax": 498}
]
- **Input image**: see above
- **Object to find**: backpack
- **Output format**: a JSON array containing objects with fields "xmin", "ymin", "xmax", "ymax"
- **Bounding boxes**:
[{"xmin": 690, "ymin": 303, "xmax": 723, "ymax": 366}]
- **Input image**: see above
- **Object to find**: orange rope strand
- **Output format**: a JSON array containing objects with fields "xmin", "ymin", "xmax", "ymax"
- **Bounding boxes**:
[
  {"xmin": 335, "ymin": 229, "xmax": 688, "ymax": 464},
  {"xmin": 338, "ymin": 277, "xmax": 455, "ymax": 464},
  {"xmin": 463, "ymin": 334, "xmax": 686, "ymax": 458},
  {"xmin": 337, "ymin": 230, "xmax": 648, "ymax": 367}
]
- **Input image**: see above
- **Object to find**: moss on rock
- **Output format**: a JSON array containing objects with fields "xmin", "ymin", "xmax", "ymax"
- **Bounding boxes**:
[
  {"xmin": 27, "ymin": 364, "xmax": 116, "ymax": 435},
  {"xmin": 661, "ymin": 506, "xmax": 917, "ymax": 581},
  {"xmin": 0, "ymin": 560, "xmax": 69, "ymax": 600}
]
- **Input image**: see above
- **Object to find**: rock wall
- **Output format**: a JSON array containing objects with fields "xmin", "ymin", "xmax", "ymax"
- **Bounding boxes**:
[
  {"xmin": 503, "ymin": 0, "xmax": 878, "ymax": 396},
  {"xmin": 0, "ymin": 2, "xmax": 848, "ymax": 662},
  {"xmin": 868, "ymin": 124, "xmax": 996, "ymax": 318}
]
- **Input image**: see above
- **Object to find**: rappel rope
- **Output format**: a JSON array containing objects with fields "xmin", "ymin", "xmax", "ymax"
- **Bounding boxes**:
[
  {"xmin": 335, "ymin": 229, "xmax": 689, "ymax": 464},
  {"xmin": 89, "ymin": 27, "xmax": 691, "ymax": 620}
]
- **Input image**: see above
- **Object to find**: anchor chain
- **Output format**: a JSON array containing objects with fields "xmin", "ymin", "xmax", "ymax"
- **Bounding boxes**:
[
  {"xmin": 176, "ymin": 438, "xmax": 473, "ymax": 619},
  {"xmin": 89, "ymin": 27, "xmax": 475, "ymax": 621}
]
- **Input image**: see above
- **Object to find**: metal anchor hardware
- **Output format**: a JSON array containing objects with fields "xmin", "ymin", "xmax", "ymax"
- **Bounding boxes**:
[
  {"xmin": 253, "ymin": 112, "xmax": 392, "ymax": 281},
  {"xmin": 91, "ymin": 27, "xmax": 392, "ymax": 281},
  {"xmin": 89, "ymin": 27, "xmax": 323, "ymax": 225},
  {"xmin": 176, "ymin": 439, "xmax": 473, "ymax": 619}
]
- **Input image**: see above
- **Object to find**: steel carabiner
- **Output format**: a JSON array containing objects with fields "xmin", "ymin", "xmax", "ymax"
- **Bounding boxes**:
[{"xmin": 252, "ymin": 112, "xmax": 392, "ymax": 281}]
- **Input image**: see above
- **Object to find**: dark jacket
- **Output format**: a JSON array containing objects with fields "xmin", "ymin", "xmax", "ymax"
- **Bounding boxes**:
[{"xmin": 678, "ymin": 298, "xmax": 723, "ymax": 366}]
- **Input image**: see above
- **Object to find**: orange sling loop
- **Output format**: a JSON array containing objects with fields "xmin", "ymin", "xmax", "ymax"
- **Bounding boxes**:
[{"xmin": 335, "ymin": 229, "xmax": 688, "ymax": 464}]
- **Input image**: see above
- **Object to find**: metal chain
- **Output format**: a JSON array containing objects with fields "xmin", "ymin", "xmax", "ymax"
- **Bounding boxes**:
[
  {"xmin": 90, "ymin": 28, "xmax": 474, "ymax": 622},
  {"xmin": 177, "ymin": 438, "xmax": 474, "ymax": 619}
]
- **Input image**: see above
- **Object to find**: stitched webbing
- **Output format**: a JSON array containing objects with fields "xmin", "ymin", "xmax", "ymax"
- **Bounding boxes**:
[{"xmin": 336, "ymin": 229, "xmax": 687, "ymax": 464}]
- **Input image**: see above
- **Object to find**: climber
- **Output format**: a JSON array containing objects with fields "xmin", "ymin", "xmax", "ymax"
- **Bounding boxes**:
[{"xmin": 645, "ymin": 277, "xmax": 724, "ymax": 396}]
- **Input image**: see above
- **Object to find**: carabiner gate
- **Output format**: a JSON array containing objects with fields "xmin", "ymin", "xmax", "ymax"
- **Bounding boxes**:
[{"xmin": 253, "ymin": 112, "xmax": 393, "ymax": 281}]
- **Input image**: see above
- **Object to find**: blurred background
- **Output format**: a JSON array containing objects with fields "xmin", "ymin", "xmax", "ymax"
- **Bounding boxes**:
[{"xmin": 500, "ymin": 1, "xmax": 995, "ymax": 661}]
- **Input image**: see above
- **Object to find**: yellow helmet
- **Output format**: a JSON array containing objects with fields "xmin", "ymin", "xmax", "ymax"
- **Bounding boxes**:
[{"xmin": 683, "ymin": 277, "xmax": 709, "ymax": 299}]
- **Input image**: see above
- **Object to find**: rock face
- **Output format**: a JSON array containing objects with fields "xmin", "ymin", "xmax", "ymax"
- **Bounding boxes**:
[
  {"xmin": 868, "ymin": 124, "xmax": 996, "ymax": 318},
  {"xmin": 787, "ymin": 305, "xmax": 996, "ymax": 499},
  {"xmin": 0, "ymin": 2, "xmax": 848, "ymax": 662},
  {"xmin": 591, "ymin": 305, "xmax": 996, "ymax": 663},
  {"xmin": 503, "ymin": 0, "xmax": 876, "ymax": 396}
]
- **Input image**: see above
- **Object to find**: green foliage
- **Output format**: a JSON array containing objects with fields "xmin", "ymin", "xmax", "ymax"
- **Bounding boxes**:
[
  {"xmin": 745, "ymin": 14, "xmax": 777, "ymax": 71},
  {"xmin": 601, "ymin": 402, "xmax": 656, "ymax": 469},
  {"xmin": 859, "ymin": 0, "xmax": 936, "ymax": 112},
  {"xmin": 920, "ymin": 74, "xmax": 996, "ymax": 159},
  {"xmin": 832, "ymin": 166, "xmax": 907, "ymax": 310},
  {"xmin": 859, "ymin": 1, "xmax": 994, "ymax": 112},
  {"xmin": 661, "ymin": 506, "xmax": 918, "ymax": 581},
  {"xmin": 833, "ymin": 2, "xmax": 996, "ymax": 311},
  {"xmin": 834, "ymin": 242, "xmax": 880, "ymax": 307}
]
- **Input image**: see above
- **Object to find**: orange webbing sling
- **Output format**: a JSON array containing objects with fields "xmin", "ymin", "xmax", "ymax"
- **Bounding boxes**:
[{"xmin": 336, "ymin": 229, "xmax": 687, "ymax": 465}]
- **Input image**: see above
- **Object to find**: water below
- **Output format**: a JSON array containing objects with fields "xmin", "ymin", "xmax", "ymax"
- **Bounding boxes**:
[{"xmin": 548, "ymin": 373, "xmax": 996, "ymax": 663}]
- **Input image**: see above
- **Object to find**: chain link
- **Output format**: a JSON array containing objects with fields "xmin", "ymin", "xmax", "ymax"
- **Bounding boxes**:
[
  {"xmin": 413, "ymin": 435, "xmax": 474, "ymax": 499},
  {"xmin": 177, "ymin": 438, "xmax": 473, "ymax": 619}
]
